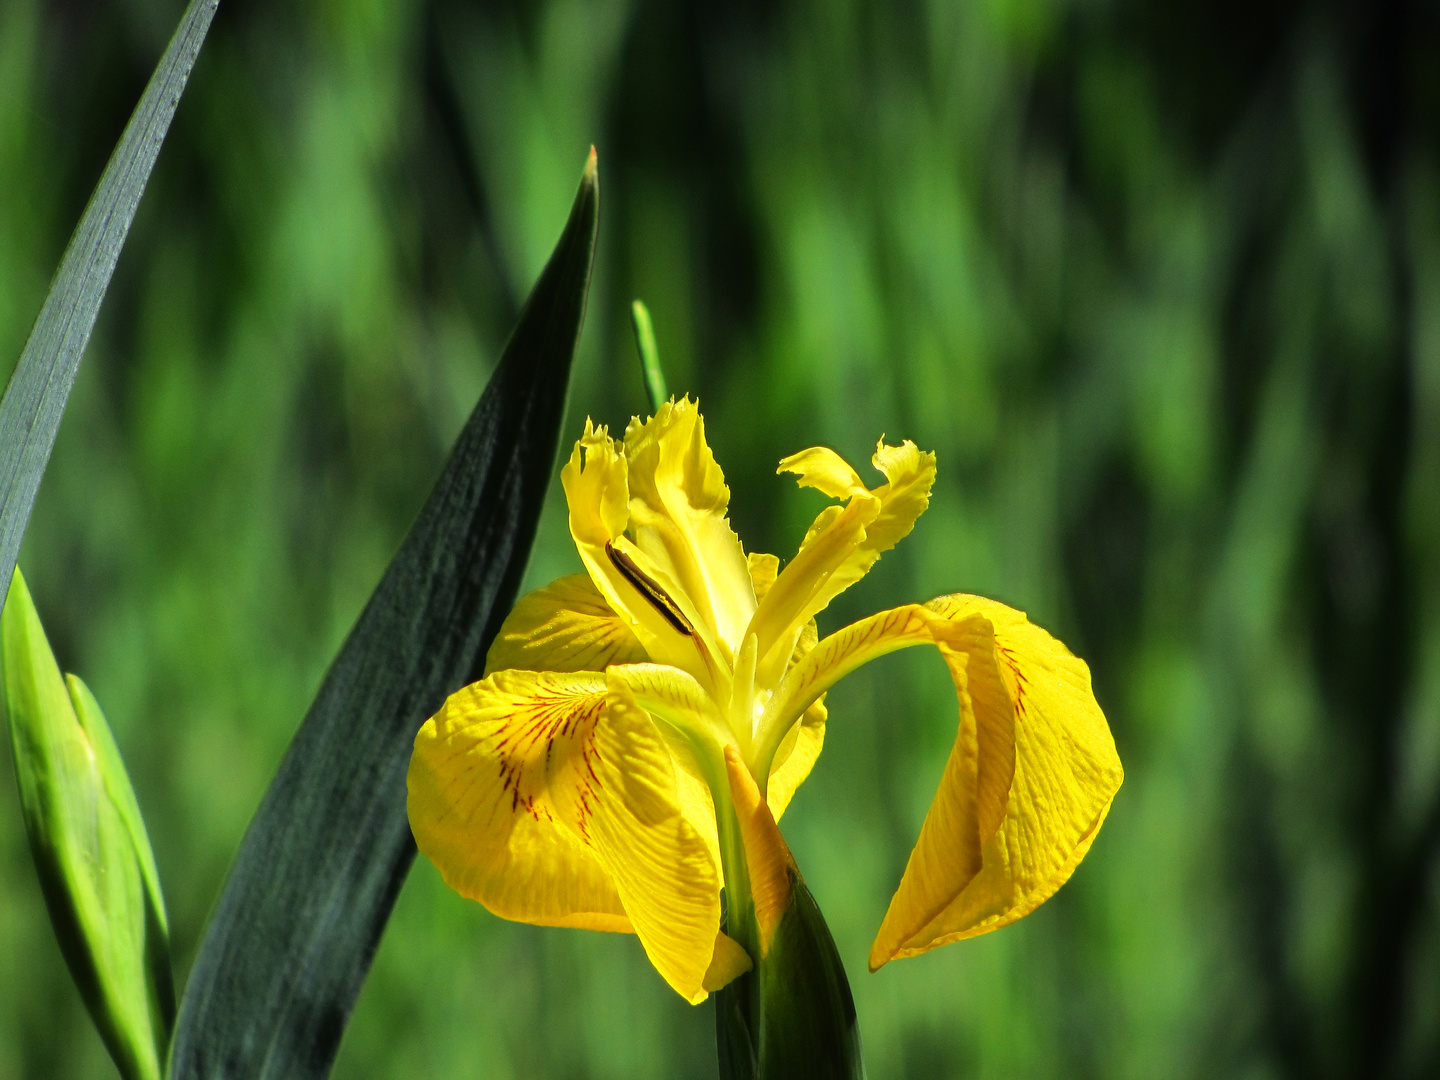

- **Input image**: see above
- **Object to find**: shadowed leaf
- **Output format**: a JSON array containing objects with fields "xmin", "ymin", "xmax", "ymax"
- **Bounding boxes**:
[
  {"xmin": 717, "ymin": 871, "xmax": 865, "ymax": 1080},
  {"xmin": 169, "ymin": 150, "xmax": 600, "ymax": 1080}
]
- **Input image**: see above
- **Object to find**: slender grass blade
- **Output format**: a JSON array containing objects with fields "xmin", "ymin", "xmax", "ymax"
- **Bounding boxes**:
[
  {"xmin": 0, "ymin": 0, "xmax": 218, "ymax": 596},
  {"xmin": 631, "ymin": 298, "xmax": 668, "ymax": 411}
]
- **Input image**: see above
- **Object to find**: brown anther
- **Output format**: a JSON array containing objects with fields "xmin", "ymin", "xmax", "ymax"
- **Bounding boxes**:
[{"xmin": 606, "ymin": 542, "xmax": 694, "ymax": 637}]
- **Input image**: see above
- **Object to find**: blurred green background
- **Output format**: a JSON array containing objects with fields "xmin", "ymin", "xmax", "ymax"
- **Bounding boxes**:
[{"xmin": 2, "ymin": 0, "xmax": 1438, "ymax": 1076}]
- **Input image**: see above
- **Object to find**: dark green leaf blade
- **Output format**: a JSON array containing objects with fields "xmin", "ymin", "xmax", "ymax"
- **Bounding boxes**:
[
  {"xmin": 169, "ymin": 151, "xmax": 599, "ymax": 1080},
  {"xmin": 0, "ymin": 0, "xmax": 218, "ymax": 597},
  {"xmin": 2, "ymin": 571, "xmax": 174, "ymax": 1080}
]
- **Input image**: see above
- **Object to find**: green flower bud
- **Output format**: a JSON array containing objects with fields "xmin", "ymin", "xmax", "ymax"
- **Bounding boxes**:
[{"xmin": 3, "ymin": 569, "xmax": 174, "ymax": 1080}]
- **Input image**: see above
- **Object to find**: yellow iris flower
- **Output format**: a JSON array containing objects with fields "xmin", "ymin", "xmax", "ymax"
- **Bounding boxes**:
[{"xmin": 407, "ymin": 398, "xmax": 1122, "ymax": 1004}]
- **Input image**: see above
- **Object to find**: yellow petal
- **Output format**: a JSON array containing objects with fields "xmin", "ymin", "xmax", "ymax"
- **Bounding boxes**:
[
  {"xmin": 746, "ymin": 551, "xmax": 827, "ymax": 816},
  {"xmin": 703, "ymin": 930, "xmax": 754, "ymax": 991},
  {"xmin": 563, "ymin": 419, "xmax": 630, "ymax": 548},
  {"xmin": 748, "ymin": 439, "xmax": 936, "ymax": 685},
  {"xmin": 748, "ymin": 495, "xmax": 880, "ymax": 685},
  {"xmin": 563, "ymin": 678, "xmax": 727, "ymax": 1003},
  {"xmin": 763, "ymin": 612, "xmax": 826, "ymax": 819},
  {"xmin": 725, "ymin": 746, "xmax": 794, "ymax": 957},
  {"xmin": 560, "ymin": 421, "xmax": 715, "ymax": 687},
  {"xmin": 863, "ymin": 439, "xmax": 938, "ymax": 554},
  {"xmin": 409, "ymin": 667, "xmax": 729, "ymax": 1003},
  {"xmin": 777, "ymin": 446, "xmax": 869, "ymax": 500},
  {"xmin": 484, "ymin": 575, "xmax": 647, "ymax": 676},
  {"xmin": 766, "ymin": 698, "xmax": 826, "ymax": 821},
  {"xmin": 605, "ymin": 663, "xmax": 729, "ymax": 865},
  {"xmin": 623, "ymin": 398, "xmax": 757, "ymax": 661},
  {"xmin": 747, "ymin": 552, "xmax": 780, "ymax": 602},
  {"xmin": 868, "ymin": 612, "xmax": 1014, "ymax": 968},
  {"xmin": 407, "ymin": 670, "xmax": 629, "ymax": 932},
  {"xmin": 759, "ymin": 598, "xmax": 1120, "ymax": 970},
  {"xmin": 870, "ymin": 595, "xmax": 1122, "ymax": 967}
]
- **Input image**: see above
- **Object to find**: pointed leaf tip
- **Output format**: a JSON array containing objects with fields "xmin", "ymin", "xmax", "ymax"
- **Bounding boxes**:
[
  {"xmin": 0, "ymin": 0, "xmax": 217, "ymax": 598},
  {"xmin": 169, "ymin": 151, "xmax": 601, "ymax": 1080}
]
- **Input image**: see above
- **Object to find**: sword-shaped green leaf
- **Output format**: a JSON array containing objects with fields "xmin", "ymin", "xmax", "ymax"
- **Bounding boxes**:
[
  {"xmin": 0, "ymin": 0, "xmax": 218, "ymax": 596},
  {"xmin": 2, "ymin": 570, "xmax": 174, "ymax": 1080},
  {"xmin": 170, "ymin": 150, "xmax": 600, "ymax": 1080}
]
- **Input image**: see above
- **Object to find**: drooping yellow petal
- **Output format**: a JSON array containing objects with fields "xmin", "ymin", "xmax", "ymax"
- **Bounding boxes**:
[
  {"xmin": 561, "ymin": 678, "xmax": 727, "ymax": 1003},
  {"xmin": 605, "ymin": 663, "xmax": 730, "ymax": 863},
  {"xmin": 867, "ymin": 612, "xmax": 1016, "ymax": 968},
  {"xmin": 623, "ymin": 398, "xmax": 758, "ymax": 662},
  {"xmin": 408, "ymin": 667, "xmax": 731, "ymax": 1003},
  {"xmin": 407, "ymin": 670, "xmax": 630, "ymax": 932},
  {"xmin": 870, "ymin": 595, "xmax": 1122, "ymax": 967},
  {"xmin": 601, "ymin": 665, "xmax": 750, "ymax": 995},
  {"xmin": 748, "ymin": 439, "xmax": 936, "ymax": 686},
  {"xmin": 560, "ymin": 421, "xmax": 715, "ymax": 687},
  {"xmin": 484, "ymin": 575, "xmax": 647, "ymax": 676},
  {"xmin": 757, "ymin": 597, "xmax": 1120, "ymax": 970}
]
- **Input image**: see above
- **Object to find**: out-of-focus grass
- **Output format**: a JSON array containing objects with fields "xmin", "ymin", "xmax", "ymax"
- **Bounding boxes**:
[{"xmin": 2, "ymin": 0, "xmax": 1438, "ymax": 1078}]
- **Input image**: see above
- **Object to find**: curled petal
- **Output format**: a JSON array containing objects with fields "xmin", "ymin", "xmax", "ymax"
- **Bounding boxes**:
[
  {"xmin": 748, "ymin": 439, "xmax": 936, "ymax": 685},
  {"xmin": 761, "ymin": 597, "xmax": 1121, "ymax": 969},
  {"xmin": 873, "ymin": 595, "xmax": 1121, "ymax": 966},
  {"xmin": 777, "ymin": 446, "xmax": 869, "ymax": 500},
  {"xmin": 863, "ymin": 439, "xmax": 937, "ymax": 554}
]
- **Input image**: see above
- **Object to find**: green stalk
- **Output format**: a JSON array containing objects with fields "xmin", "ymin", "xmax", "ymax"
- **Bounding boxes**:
[
  {"xmin": 714, "ymin": 793, "xmax": 762, "ymax": 1080},
  {"xmin": 631, "ymin": 299, "xmax": 668, "ymax": 412}
]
